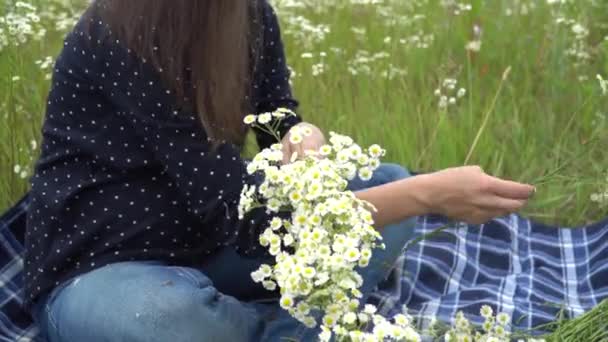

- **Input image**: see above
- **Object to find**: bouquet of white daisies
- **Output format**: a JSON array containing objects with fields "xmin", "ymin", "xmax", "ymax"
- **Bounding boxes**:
[{"xmin": 239, "ymin": 108, "xmax": 421, "ymax": 341}]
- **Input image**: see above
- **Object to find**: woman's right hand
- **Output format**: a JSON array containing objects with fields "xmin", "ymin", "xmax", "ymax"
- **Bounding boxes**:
[{"xmin": 419, "ymin": 166, "xmax": 536, "ymax": 224}]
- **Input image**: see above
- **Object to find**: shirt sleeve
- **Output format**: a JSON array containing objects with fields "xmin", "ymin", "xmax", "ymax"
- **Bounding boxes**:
[
  {"xmin": 251, "ymin": 1, "xmax": 302, "ymax": 150},
  {"xmin": 56, "ymin": 12, "xmax": 286, "ymax": 257}
]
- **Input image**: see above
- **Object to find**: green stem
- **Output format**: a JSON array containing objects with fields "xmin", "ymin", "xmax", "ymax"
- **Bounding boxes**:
[{"xmin": 464, "ymin": 66, "xmax": 511, "ymax": 165}]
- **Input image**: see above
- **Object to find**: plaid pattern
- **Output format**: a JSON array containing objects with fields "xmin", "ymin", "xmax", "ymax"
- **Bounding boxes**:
[
  {"xmin": 369, "ymin": 214, "xmax": 608, "ymax": 333},
  {"xmin": 0, "ymin": 195, "xmax": 607, "ymax": 341},
  {"xmin": 0, "ymin": 195, "xmax": 41, "ymax": 342}
]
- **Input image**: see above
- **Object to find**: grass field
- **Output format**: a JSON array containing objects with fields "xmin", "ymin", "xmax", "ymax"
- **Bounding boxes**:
[
  {"xmin": 2, "ymin": 0, "xmax": 608, "ymax": 339},
  {"xmin": 2, "ymin": 0, "xmax": 608, "ymax": 225},
  {"xmin": 272, "ymin": 0, "xmax": 608, "ymax": 226}
]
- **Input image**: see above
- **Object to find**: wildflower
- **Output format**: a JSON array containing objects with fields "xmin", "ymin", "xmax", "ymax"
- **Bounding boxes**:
[
  {"xmin": 436, "ymin": 78, "xmax": 466, "ymax": 110},
  {"xmin": 270, "ymin": 217, "xmax": 283, "ymax": 231},
  {"xmin": 344, "ymin": 248, "xmax": 361, "ymax": 262},
  {"xmin": 359, "ymin": 167, "xmax": 373, "ymax": 181},
  {"xmin": 289, "ymin": 132, "xmax": 303, "ymax": 144},
  {"xmin": 300, "ymin": 125, "xmax": 313, "ymax": 137},
  {"xmin": 323, "ymin": 314, "xmax": 338, "ymax": 327},
  {"xmin": 302, "ymin": 267, "xmax": 316, "ymax": 279},
  {"xmin": 439, "ymin": 96, "xmax": 448, "ymax": 109},
  {"xmin": 497, "ymin": 312, "xmax": 510, "ymax": 326},
  {"xmin": 263, "ymin": 280, "xmax": 277, "ymax": 291},
  {"xmin": 243, "ymin": 114, "xmax": 257, "ymax": 125},
  {"xmin": 342, "ymin": 312, "xmax": 357, "ymax": 324},
  {"xmin": 368, "ymin": 144, "xmax": 384, "ymax": 158},
  {"xmin": 394, "ymin": 314, "xmax": 410, "ymax": 327},
  {"xmin": 258, "ymin": 113, "xmax": 272, "ymax": 124},
  {"xmin": 280, "ymin": 295, "xmax": 295, "ymax": 309},
  {"xmin": 283, "ymin": 233, "xmax": 294, "ymax": 246},
  {"xmin": 465, "ymin": 40, "xmax": 482, "ymax": 52},
  {"xmin": 597, "ymin": 74, "xmax": 607, "ymax": 96},
  {"xmin": 481, "ymin": 305, "xmax": 493, "ymax": 318},
  {"xmin": 319, "ymin": 145, "xmax": 332, "ymax": 156}
]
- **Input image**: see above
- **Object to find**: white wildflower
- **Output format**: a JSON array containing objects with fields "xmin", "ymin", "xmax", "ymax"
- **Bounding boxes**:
[
  {"xmin": 597, "ymin": 74, "xmax": 607, "ymax": 96},
  {"xmin": 258, "ymin": 113, "xmax": 272, "ymax": 124},
  {"xmin": 465, "ymin": 40, "xmax": 482, "ymax": 52},
  {"xmin": 244, "ymin": 114, "xmax": 257, "ymax": 125}
]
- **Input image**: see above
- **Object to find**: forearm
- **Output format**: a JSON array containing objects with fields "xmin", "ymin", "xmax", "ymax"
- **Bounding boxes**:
[{"xmin": 354, "ymin": 174, "xmax": 434, "ymax": 227}]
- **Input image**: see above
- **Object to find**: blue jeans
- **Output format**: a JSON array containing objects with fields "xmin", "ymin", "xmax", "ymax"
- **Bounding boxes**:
[{"xmin": 31, "ymin": 164, "xmax": 417, "ymax": 342}]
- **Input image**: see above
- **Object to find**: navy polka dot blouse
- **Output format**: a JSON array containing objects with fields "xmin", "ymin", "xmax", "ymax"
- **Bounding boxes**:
[{"xmin": 24, "ymin": 1, "xmax": 301, "ymax": 307}]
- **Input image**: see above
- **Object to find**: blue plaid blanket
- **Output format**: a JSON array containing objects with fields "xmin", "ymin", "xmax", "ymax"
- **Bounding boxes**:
[
  {"xmin": 368, "ymin": 214, "xmax": 608, "ymax": 334},
  {"xmin": 1, "ymin": 195, "xmax": 607, "ymax": 341}
]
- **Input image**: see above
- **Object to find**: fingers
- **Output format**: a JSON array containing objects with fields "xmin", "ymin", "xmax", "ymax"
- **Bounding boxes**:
[
  {"xmin": 294, "ymin": 143, "xmax": 305, "ymax": 160},
  {"xmin": 478, "ymin": 196, "xmax": 526, "ymax": 212},
  {"xmin": 487, "ymin": 176, "xmax": 535, "ymax": 200},
  {"xmin": 464, "ymin": 195, "xmax": 526, "ymax": 224},
  {"xmin": 281, "ymin": 145, "xmax": 292, "ymax": 165},
  {"xmin": 281, "ymin": 143, "xmax": 306, "ymax": 165}
]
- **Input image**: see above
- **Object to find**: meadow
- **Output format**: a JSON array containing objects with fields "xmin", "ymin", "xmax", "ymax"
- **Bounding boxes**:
[{"xmin": 2, "ymin": 0, "xmax": 608, "ymax": 226}]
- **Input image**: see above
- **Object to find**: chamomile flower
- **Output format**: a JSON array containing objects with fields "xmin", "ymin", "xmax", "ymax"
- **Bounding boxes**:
[
  {"xmin": 269, "ymin": 217, "xmax": 283, "ymax": 231},
  {"xmin": 323, "ymin": 314, "xmax": 339, "ymax": 327},
  {"xmin": 319, "ymin": 145, "xmax": 332, "ymax": 156},
  {"xmin": 368, "ymin": 144, "xmax": 384, "ymax": 158},
  {"xmin": 343, "ymin": 312, "xmax": 357, "ymax": 324},
  {"xmin": 283, "ymin": 233, "xmax": 294, "ymax": 246},
  {"xmin": 289, "ymin": 132, "xmax": 303, "ymax": 144},
  {"xmin": 481, "ymin": 305, "xmax": 493, "ymax": 318},
  {"xmin": 344, "ymin": 247, "xmax": 361, "ymax": 262},
  {"xmin": 280, "ymin": 295, "xmax": 295, "ymax": 309},
  {"xmin": 302, "ymin": 267, "xmax": 316, "ymax": 279},
  {"xmin": 263, "ymin": 280, "xmax": 277, "ymax": 291},
  {"xmin": 597, "ymin": 74, "xmax": 607, "ymax": 95},
  {"xmin": 259, "ymin": 264, "xmax": 272, "ymax": 277},
  {"xmin": 359, "ymin": 167, "xmax": 373, "ymax": 181},
  {"xmin": 276, "ymin": 107, "xmax": 294, "ymax": 115},
  {"xmin": 243, "ymin": 114, "xmax": 257, "ymax": 125},
  {"xmin": 300, "ymin": 125, "xmax": 313, "ymax": 136},
  {"xmin": 258, "ymin": 113, "xmax": 272, "ymax": 124},
  {"xmin": 394, "ymin": 314, "xmax": 410, "ymax": 327},
  {"xmin": 289, "ymin": 191, "xmax": 303, "ymax": 203},
  {"xmin": 497, "ymin": 312, "xmax": 510, "ymax": 326}
]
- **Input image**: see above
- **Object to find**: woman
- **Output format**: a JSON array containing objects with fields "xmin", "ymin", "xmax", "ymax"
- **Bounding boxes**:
[{"xmin": 25, "ymin": 1, "xmax": 535, "ymax": 341}]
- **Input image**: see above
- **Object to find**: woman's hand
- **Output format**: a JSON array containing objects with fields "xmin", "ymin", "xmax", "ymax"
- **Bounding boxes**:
[
  {"xmin": 281, "ymin": 122, "xmax": 326, "ymax": 164},
  {"xmin": 418, "ymin": 166, "xmax": 535, "ymax": 224}
]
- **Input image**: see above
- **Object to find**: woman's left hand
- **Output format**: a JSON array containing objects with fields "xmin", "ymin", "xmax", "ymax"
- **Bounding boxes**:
[{"xmin": 281, "ymin": 122, "xmax": 326, "ymax": 164}]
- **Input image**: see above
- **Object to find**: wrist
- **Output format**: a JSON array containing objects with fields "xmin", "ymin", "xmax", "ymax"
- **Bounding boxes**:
[{"xmin": 407, "ymin": 173, "xmax": 437, "ymax": 214}]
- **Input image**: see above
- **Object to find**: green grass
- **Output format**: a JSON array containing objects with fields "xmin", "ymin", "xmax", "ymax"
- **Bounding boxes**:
[{"xmin": 273, "ymin": 0, "xmax": 608, "ymax": 226}]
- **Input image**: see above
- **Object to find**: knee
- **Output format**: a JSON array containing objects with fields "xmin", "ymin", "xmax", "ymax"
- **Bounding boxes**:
[{"xmin": 138, "ymin": 286, "xmax": 259, "ymax": 342}]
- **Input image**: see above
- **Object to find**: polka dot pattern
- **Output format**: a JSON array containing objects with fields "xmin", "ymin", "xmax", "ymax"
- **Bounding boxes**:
[{"xmin": 24, "ymin": 1, "xmax": 301, "ymax": 308}]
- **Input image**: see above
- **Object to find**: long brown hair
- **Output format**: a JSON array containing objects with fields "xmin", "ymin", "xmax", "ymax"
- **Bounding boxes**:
[{"xmin": 93, "ymin": 0, "xmax": 261, "ymax": 146}]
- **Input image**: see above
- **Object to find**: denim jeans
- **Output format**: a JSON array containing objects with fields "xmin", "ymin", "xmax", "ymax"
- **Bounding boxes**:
[{"xmin": 31, "ymin": 163, "xmax": 417, "ymax": 342}]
